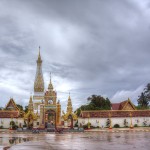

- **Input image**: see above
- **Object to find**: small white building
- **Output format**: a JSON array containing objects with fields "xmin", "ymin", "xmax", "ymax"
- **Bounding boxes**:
[{"xmin": 0, "ymin": 98, "xmax": 24, "ymax": 129}]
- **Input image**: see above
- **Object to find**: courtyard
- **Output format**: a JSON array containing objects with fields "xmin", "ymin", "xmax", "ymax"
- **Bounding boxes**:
[{"xmin": 0, "ymin": 129, "xmax": 150, "ymax": 150}]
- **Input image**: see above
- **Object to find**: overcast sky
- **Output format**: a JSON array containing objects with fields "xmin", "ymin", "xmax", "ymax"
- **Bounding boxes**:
[{"xmin": 0, "ymin": 0, "xmax": 150, "ymax": 111}]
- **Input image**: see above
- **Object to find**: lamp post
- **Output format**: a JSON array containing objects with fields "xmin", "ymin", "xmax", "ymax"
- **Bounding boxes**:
[
  {"xmin": 109, "ymin": 113, "xmax": 112, "ymax": 129},
  {"xmin": 130, "ymin": 112, "xmax": 133, "ymax": 129}
]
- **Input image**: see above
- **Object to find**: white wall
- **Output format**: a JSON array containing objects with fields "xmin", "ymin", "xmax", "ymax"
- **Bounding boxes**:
[
  {"xmin": 0, "ymin": 118, "xmax": 24, "ymax": 128},
  {"xmin": 78, "ymin": 117, "xmax": 150, "ymax": 128}
]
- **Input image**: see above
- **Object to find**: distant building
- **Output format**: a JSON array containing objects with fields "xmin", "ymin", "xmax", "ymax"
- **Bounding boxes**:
[
  {"xmin": 0, "ymin": 48, "xmax": 149, "ymax": 129},
  {"xmin": 0, "ymin": 48, "xmax": 78, "ymax": 129},
  {"xmin": 25, "ymin": 48, "xmax": 61, "ymax": 129},
  {"xmin": 78, "ymin": 99, "xmax": 150, "ymax": 128},
  {"xmin": 0, "ymin": 98, "xmax": 24, "ymax": 128}
]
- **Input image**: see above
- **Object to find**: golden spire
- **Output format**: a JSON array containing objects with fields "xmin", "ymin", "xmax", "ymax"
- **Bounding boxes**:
[
  {"xmin": 67, "ymin": 92, "xmax": 73, "ymax": 113},
  {"xmin": 34, "ymin": 47, "xmax": 44, "ymax": 92},
  {"xmin": 68, "ymin": 92, "xmax": 71, "ymax": 100},
  {"xmin": 37, "ymin": 46, "xmax": 42, "ymax": 64},
  {"xmin": 48, "ymin": 72, "xmax": 53, "ymax": 90},
  {"xmin": 28, "ymin": 95, "xmax": 33, "ymax": 112}
]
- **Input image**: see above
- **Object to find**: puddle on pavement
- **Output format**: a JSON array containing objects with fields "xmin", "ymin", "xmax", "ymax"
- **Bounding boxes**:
[{"xmin": 0, "ymin": 136, "xmax": 34, "ymax": 147}]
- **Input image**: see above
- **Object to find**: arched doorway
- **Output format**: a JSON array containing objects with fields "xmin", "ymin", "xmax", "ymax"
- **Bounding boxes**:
[
  {"xmin": 68, "ymin": 114, "xmax": 73, "ymax": 129},
  {"xmin": 45, "ymin": 109, "xmax": 56, "ymax": 128}
]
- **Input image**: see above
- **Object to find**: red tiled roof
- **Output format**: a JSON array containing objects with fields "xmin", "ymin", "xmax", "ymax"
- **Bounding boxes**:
[
  {"xmin": 111, "ymin": 103, "xmax": 120, "ymax": 110},
  {"xmin": 119, "ymin": 100, "xmax": 127, "ymax": 110},
  {"xmin": 80, "ymin": 110, "xmax": 150, "ymax": 118},
  {"xmin": 5, "ymin": 98, "xmax": 19, "ymax": 111},
  {"xmin": 0, "ymin": 111, "xmax": 19, "ymax": 118},
  {"xmin": 111, "ymin": 99, "xmax": 136, "ymax": 110}
]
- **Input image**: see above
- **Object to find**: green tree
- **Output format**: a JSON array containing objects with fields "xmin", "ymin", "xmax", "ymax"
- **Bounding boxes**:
[
  {"xmin": 16, "ymin": 104, "xmax": 23, "ymax": 111},
  {"xmin": 87, "ymin": 95, "xmax": 111, "ymax": 110},
  {"xmin": 24, "ymin": 106, "xmax": 28, "ymax": 113},
  {"xmin": 137, "ymin": 83, "xmax": 150, "ymax": 109},
  {"xmin": 76, "ymin": 95, "xmax": 111, "ymax": 116}
]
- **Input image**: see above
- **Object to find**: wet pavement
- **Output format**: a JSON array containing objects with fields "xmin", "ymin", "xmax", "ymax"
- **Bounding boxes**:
[{"xmin": 0, "ymin": 131, "xmax": 150, "ymax": 150}]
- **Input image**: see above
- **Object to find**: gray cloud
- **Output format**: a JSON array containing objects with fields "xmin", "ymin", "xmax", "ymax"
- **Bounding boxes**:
[{"xmin": 0, "ymin": 0, "xmax": 150, "ymax": 111}]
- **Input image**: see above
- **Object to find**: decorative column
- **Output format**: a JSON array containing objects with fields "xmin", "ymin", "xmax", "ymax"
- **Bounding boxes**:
[
  {"xmin": 39, "ymin": 104, "xmax": 45, "ymax": 129},
  {"xmin": 109, "ymin": 113, "xmax": 112, "ymax": 129},
  {"xmin": 10, "ymin": 114, "xmax": 13, "ymax": 130},
  {"xmin": 130, "ymin": 112, "xmax": 133, "ymax": 129},
  {"xmin": 88, "ymin": 113, "xmax": 90, "ymax": 129}
]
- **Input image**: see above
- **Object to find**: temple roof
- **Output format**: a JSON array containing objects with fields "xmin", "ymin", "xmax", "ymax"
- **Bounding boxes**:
[
  {"xmin": 0, "ymin": 111, "xmax": 19, "ymax": 118},
  {"xmin": 5, "ymin": 98, "xmax": 19, "ymax": 111},
  {"xmin": 24, "ymin": 110, "xmax": 38, "ymax": 120},
  {"xmin": 111, "ymin": 98, "xmax": 136, "ymax": 110},
  {"xmin": 111, "ymin": 103, "xmax": 120, "ymax": 110},
  {"xmin": 80, "ymin": 110, "xmax": 150, "ymax": 118}
]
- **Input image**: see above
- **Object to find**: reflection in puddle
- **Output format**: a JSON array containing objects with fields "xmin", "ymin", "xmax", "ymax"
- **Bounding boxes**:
[{"xmin": 0, "ymin": 136, "xmax": 34, "ymax": 146}]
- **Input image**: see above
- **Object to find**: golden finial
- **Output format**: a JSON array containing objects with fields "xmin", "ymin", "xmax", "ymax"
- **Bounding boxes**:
[
  {"xmin": 50, "ymin": 72, "xmax": 52, "ymax": 83},
  {"xmin": 68, "ymin": 92, "xmax": 71, "ymax": 99},
  {"xmin": 38, "ymin": 46, "xmax": 41, "ymax": 57},
  {"xmin": 37, "ymin": 46, "xmax": 42, "ymax": 63}
]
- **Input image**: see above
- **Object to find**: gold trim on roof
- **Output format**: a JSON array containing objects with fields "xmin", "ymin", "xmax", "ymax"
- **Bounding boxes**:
[{"xmin": 5, "ymin": 98, "xmax": 20, "ymax": 111}]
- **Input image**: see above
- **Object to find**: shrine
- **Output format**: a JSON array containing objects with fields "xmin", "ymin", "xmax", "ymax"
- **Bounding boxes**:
[
  {"xmin": 32, "ymin": 48, "xmax": 61, "ymax": 129},
  {"xmin": 62, "ymin": 93, "xmax": 77, "ymax": 128}
]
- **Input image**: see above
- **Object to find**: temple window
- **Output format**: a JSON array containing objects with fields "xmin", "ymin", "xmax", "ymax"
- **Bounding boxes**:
[{"xmin": 48, "ymin": 100, "xmax": 53, "ymax": 104}]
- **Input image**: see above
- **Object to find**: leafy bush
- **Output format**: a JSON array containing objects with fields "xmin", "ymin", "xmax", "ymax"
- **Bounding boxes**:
[
  {"xmin": 74, "ymin": 121, "xmax": 78, "ymax": 127},
  {"xmin": 83, "ymin": 122, "xmax": 91, "ymax": 129},
  {"xmin": 23, "ymin": 124, "xmax": 27, "ymax": 128},
  {"xmin": 83, "ymin": 124, "xmax": 88, "ymax": 129},
  {"xmin": 123, "ymin": 119, "xmax": 128, "ymax": 127},
  {"xmin": 10, "ymin": 121, "xmax": 18, "ymax": 130},
  {"xmin": 0, "ymin": 125, "xmax": 3, "ymax": 129},
  {"xmin": 114, "ymin": 124, "xmax": 120, "ymax": 128},
  {"xmin": 106, "ymin": 118, "xmax": 110, "ymax": 127},
  {"xmin": 143, "ymin": 121, "xmax": 147, "ymax": 126},
  {"xmin": 134, "ymin": 124, "xmax": 138, "ymax": 127}
]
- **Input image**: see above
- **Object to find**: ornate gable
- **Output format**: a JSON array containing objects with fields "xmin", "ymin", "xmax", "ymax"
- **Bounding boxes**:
[
  {"xmin": 112, "ymin": 98, "xmax": 136, "ymax": 110},
  {"xmin": 121, "ymin": 99, "xmax": 136, "ymax": 110},
  {"xmin": 5, "ymin": 98, "xmax": 19, "ymax": 111}
]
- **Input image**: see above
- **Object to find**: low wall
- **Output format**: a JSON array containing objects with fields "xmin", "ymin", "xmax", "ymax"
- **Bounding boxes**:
[
  {"xmin": 0, "ymin": 118, "xmax": 24, "ymax": 128},
  {"xmin": 78, "ymin": 117, "xmax": 150, "ymax": 128}
]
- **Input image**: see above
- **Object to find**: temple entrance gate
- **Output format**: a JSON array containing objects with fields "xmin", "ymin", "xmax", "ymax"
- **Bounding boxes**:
[{"xmin": 45, "ymin": 109, "xmax": 56, "ymax": 128}]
